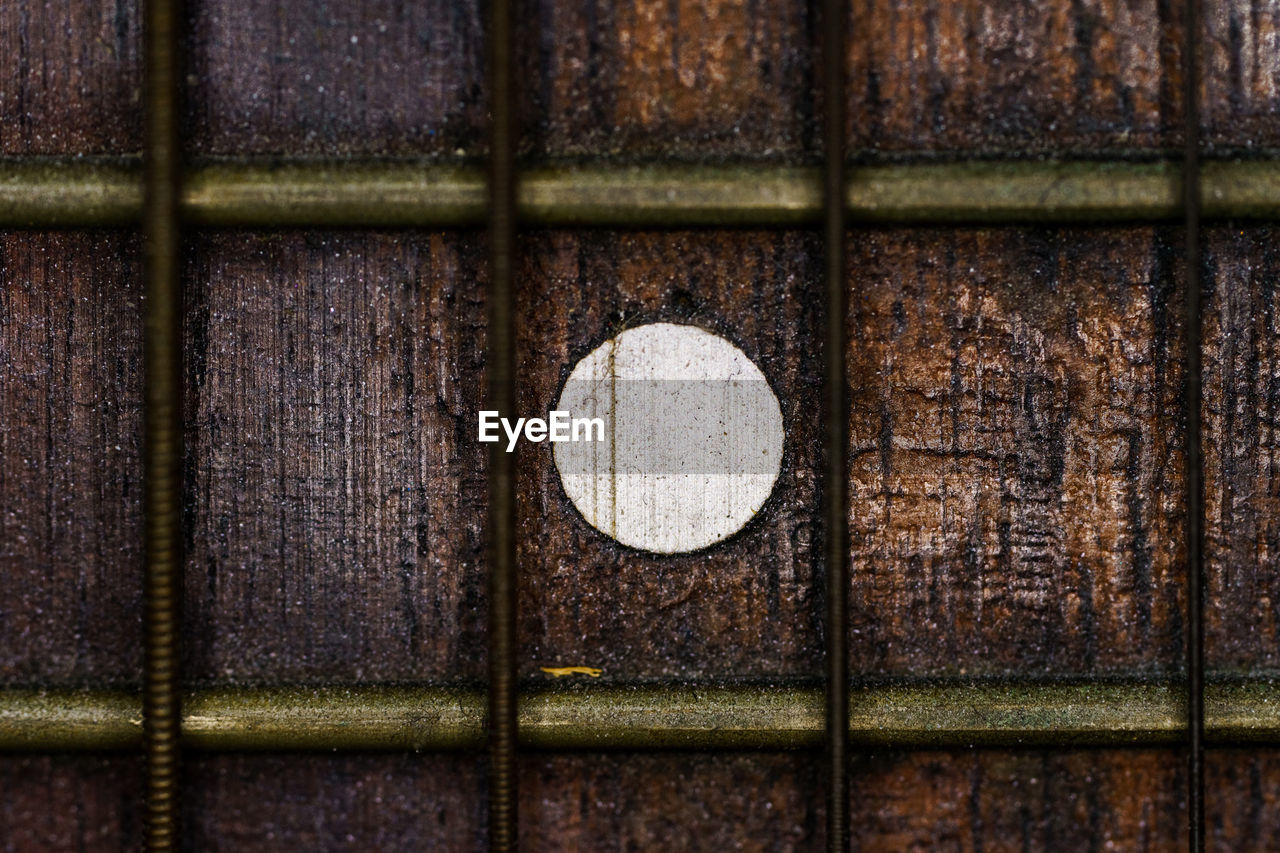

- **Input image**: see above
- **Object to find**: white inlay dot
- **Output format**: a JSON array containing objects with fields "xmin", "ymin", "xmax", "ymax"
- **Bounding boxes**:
[{"xmin": 553, "ymin": 322, "xmax": 784, "ymax": 554}]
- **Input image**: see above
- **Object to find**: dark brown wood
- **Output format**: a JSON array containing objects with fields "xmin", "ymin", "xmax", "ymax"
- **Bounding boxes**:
[
  {"xmin": 514, "ymin": 0, "xmax": 817, "ymax": 160},
  {"xmin": 1202, "ymin": 1, "xmax": 1280, "ymax": 153},
  {"xmin": 516, "ymin": 230, "xmax": 825, "ymax": 681},
  {"xmin": 184, "ymin": 0, "xmax": 487, "ymax": 157},
  {"xmin": 1207, "ymin": 749, "xmax": 1280, "ymax": 851},
  {"xmin": 851, "ymin": 749, "xmax": 1184, "ymax": 852},
  {"xmin": 0, "ymin": 232, "xmax": 144, "ymax": 686},
  {"xmin": 171, "ymin": 749, "xmax": 1192, "ymax": 850},
  {"xmin": 847, "ymin": 0, "xmax": 1185, "ymax": 155},
  {"xmin": 0, "ymin": 2, "xmax": 142, "ymax": 155},
  {"xmin": 183, "ymin": 226, "xmax": 1197, "ymax": 684},
  {"xmin": 520, "ymin": 752, "xmax": 822, "ymax": 851},
  {"xmin": 848, "ymin": 228, "xmax": 1186, "ymax": 676},
  {"xmin": 0, "ymin": 754, "xmax": 143, "ymax": 850},
  {"xmin": 183, "ymin": 754, "xmax": 484, "ymax": 850},
  {"xmin": 514, "ymin": 227, "xmax": 1192, "ymax": 682},
  {"xmin": 1203, "ymin": 226, "xmax": 1280, "ymax": 671},
  {"xmin": 10, "ymin": 2, "xmax": 1280, "ymax": 851},
  {"xmin": 432, "ymin": 749, "xmax": 1190, "ymax": 850},
  {"xmin": 0, "ymin": 748, "xmax": 1246, "ymax": 850},
  {"xmin": 514, "ymin": 0, "xmax": 1196, "ymax": 160},
  {"xmin": 182, "ymin": 231, "xmax": 488, "ymax": 683},
  {"xmin": 8, "ymin": 0, "xmax": 1280, "ymax": 164}
]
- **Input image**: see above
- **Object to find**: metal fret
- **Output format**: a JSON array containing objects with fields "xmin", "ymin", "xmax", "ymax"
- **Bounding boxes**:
[
  {"xmin": 6, "ymin": 158, "xmax": 1280, "ymax": 227},
  {"xmin": 3, "ymin": 681, "xmax": 1279, "ymax": 752}
]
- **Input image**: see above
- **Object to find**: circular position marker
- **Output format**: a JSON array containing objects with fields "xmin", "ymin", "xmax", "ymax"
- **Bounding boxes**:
[{"xmin": 553, "ymin": 322, "xmax": 784, "ymax": 554}]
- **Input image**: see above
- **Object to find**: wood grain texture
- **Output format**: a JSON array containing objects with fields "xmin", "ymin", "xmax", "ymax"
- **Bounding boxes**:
[
  {"xmin": 515, "ymin": 0, "xmax": 817, "ymax": 160},
  {"xmin": 184, "ymin": 0, "xmax": 487, "ymax": 157},
  {"xmin": 1207, "ymin": 749, "xmax": 1280, "ymax": 851},
  {"xmin": 848, "ymin": 228, "xmax": 1185, "ymax": 677},
  {"xmin": 0, "ymin": 0, "xmax": 142, "ymax": 155},
  {"xmin": 847, "ymin": 0, "xmax": 1185, "ymax": 156},
  {"xmin": 512, "ymin": 0, "xmax": 1200, "ymax": 160},
  {"xmin": 520, "ymin": 752, "xmax": 822, "ymax": 851},
  {"xmin": 0, "ymin": 232, "xmax": 143, "ymax": 687},
  {"xmin": 183, "ymin": 754, "xmax": 484, "ymax": 851},
  {"xmin": 516, "ymin": 230, "xmax": 824, "ymax": 681},
  {"xmin": 5, "ymin": 0, "xmax": 1277, "ymax": 161},
  {"xmin": 183, "ymin": 231, "xmax": 488, "ymax": 683},
  {"xmin": 1204, "ymin": 226, "xmax": 1280, "ymax": 672},
  {"xmin": 0, "ymin": 754, "xmax": 142, "ymax": 851},
  {"xmin": 169, "ymin": 749, "xmax": 1187, "ymax": 851},
  {"xmin": 850, "ymin": 749, "xmax": 1184, "ymax": 852},
  {"xmin": 4, "ymin": 0, "xmax": 1280, "ymax": 162},
  {"xmin": 1203, "ymin": 0, "xmax": 1280, "ymax": 153}
]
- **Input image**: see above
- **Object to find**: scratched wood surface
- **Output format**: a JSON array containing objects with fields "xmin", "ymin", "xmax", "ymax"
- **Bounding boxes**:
[
  {"xmin": 0, "ymin": 754, "xmax": 142, "ymax": 851},
  {"xmin": 182, "ymin": 231, "xmax": 488, "ymax": 684},
  {"xmin": 170, "ymin": 749, "xmax": 1203, "ymax": 850},
  {"xmin": 0, "ymin": 1, "xmax": 142, "ymax": 155},
  {"xmin": 1208, "ymin": 750, "xmax": 1280, "ymax": 851},
  {"xmin": 847, "ymin": 227, "xmax": 1186, "ymax": 677},
  {"xmin": 845, "ymin": 0, "xmax": 1185, "ymax": 156},
  {"xmin": 184, "ymin": 0, "xmax": 488, "ymax": 158},
  {"xmin": 518, "ymin": 0, "xmax": 1280, "ymax": 157},
  {"xmin": 516, "ymin": 230, "xmax": 825, "ymax": 681},
  {"xmin": 1204, "ymin": 226, "xmax": 1280, "ymax": 673},
  {"xmin": 1202, "ymin": 0, "xmax": 1280, "ymax": 153},
  {"xmin": 5, "ymin": 0, "xmax": 1280, "ymax": 160},
  {"xmin": 527, "ymin": 751, "xmax": 1182, "ymax": 851},
  {"xmin": 514, "ymin": 0, "xmax": 817, "ymax": 160},
  {"xmin": 519, "ymin": 227, "xmax": 1190, "ymax": 681},
  {"xmin": 849, "ymin": 749, "xmax": 1185, "ymax": 852},
  {"xmin": 0, "ymin": 748, "xmax": 1275, "ymax": 851},
  {"xmin": 6, "ymin": 0, "xmax": 1280, "ymax": 849},
  {"xmin": 0, "ymin": 232, "xmax": 144, "ymax": 687},
  {"xmin": 521, "ymin": 752, "xmax": 823, "ymax": 851},
  {"xmin": 182, "ymin": 752, "xmax": 818, "ymax": 851},
  {"xmin": 183, "ymin": 754, "xmax": 484, "ymax": 851}
]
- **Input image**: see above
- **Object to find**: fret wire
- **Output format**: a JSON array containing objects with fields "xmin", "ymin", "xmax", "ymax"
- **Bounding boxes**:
[
  {"xmin": 1183, "ymin": 0, "xmax": 1206, "ymax": 848},
  {"xmin": 485, "ymin": 0, "xmax": 519, "ymax": 848},
  {"xmin": 822, "ymin": 0, "xmax": 850, "ymax": 851},
  {"xmin": 141, "ymin": 0, "xmax": 184, "ymax": 847},
  {"xmin": 6, "ymin": 158, "xmax": 1280, "ymax": 227},
  {"xmin": 7, "ymin": 680, "xmax": 1279, "ymax": 752}
]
